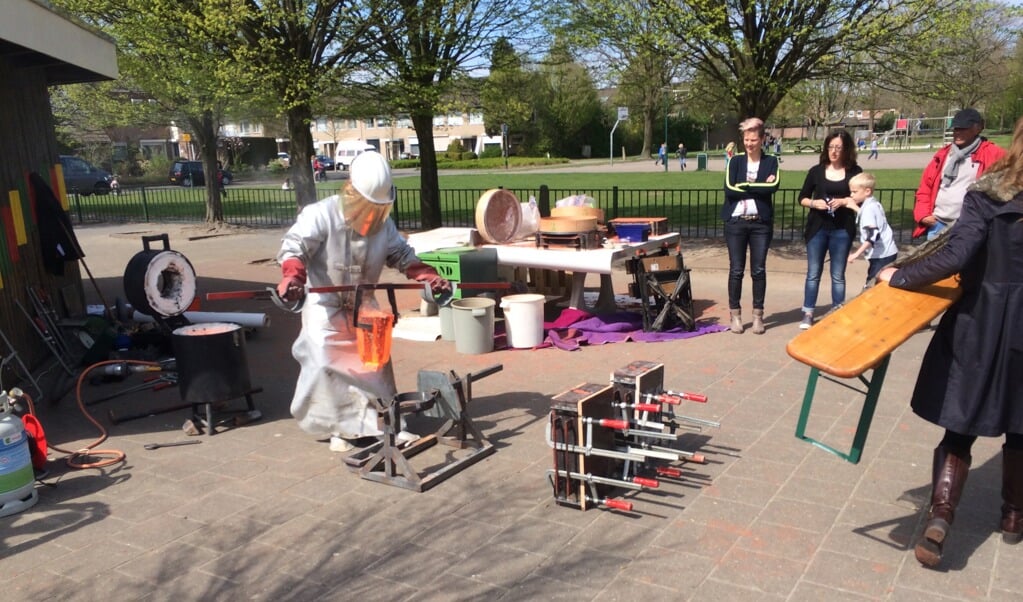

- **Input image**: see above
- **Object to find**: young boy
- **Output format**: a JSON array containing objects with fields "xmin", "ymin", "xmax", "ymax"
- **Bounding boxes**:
[{"xmin": 846, "ymin": 172, "xmax": 898, "ymax": 288}]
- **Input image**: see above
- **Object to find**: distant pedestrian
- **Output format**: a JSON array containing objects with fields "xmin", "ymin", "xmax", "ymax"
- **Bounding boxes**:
[
  {"xmin": 655, "ymin": 142, "xmax": 667, "ymax": 166},
  {"xmin": 724, "ymin": 141, "xmax": 736, "ymax": 169},
  {"xmin": 216, "ymin": 161, "xmax": 227, "ymax": 199},
  {"xmin": 677, "ymin": 143, "xmax": 687, "ymax": 171},
  {"xmin": 868, "ymin": 137, "xmax": 879, "ymax": 160}
]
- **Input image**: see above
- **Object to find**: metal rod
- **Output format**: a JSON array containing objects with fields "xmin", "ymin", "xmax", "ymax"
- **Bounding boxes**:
[
  {"xmin": 0, "ymin": 326, "xmax": 45, "ymax": 401},
  {"xmin": 15, "ymin": 299, "xmax": 74, "ymax": 375},
  {"xmin": 547, "ymin": 469, "xmax": 644, "ymax": 491}
]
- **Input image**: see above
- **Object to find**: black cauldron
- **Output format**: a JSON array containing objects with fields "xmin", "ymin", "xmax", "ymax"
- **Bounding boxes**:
[{"xmin": 171, "ymin": 323, "xmax": 252, "ymax": 404}]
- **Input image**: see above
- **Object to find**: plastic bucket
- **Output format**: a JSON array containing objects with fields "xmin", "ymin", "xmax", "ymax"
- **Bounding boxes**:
[
  {"xmin": 451, "ymin": 297, "xmax": 495, "ymax": 354},
  {"xmin": 439, "ymin": 304, "xmax": 456, "ymax": 340},
  {"xmin": 500, "ymin": 294, "xmax": 546, "ymax": 348}
]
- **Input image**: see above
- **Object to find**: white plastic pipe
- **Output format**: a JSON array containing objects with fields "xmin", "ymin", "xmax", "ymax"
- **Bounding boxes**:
[{"xmin": 132, "ymin": 310, "xmax": 270, "ymax": 329}]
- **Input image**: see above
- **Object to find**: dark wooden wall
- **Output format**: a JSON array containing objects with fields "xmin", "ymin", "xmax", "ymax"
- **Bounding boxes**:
[{"xmin": 0, "ymin": 57, "xmax": 86, "ymax": 386}]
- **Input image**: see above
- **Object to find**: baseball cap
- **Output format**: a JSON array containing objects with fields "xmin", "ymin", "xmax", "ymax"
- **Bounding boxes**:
[{"xmin": 951, "ymin": 108, "xmax": 983, "ymax": 129}]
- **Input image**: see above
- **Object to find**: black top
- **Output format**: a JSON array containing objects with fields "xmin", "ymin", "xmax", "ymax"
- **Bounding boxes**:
[{"xmin": 798, "ymin": 163, "xmax": 863, "ymax": 241}]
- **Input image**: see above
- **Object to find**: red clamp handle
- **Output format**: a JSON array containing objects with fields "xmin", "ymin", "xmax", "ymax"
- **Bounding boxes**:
[
  {"xmin": 633, "ymin": 403, "xmax": 660, "ymax": 413},
  {"xmin": 679, "ymin": 392, "xmax": 708, "ymax": 403},
  {"xmin": 598, "ymin": 418, "xmax": 629, "ymax": 430},
  {"xmin": 657, "ymin": 394, "xmax": 681, "ymax": 406},
  {"xmin": 655, "ymin": 466, "xmax": 683, "ymax": 478},
  {"xmin": 688, "ymin": 453, "xmax": 706, "ymax": 464},
  {"xmin": 602, "ymin": 498, "xmax": 633, "ymax": 511},
  {"xmin": 631, "ymin": 476, "xmax": 660, "ymax": 489}
]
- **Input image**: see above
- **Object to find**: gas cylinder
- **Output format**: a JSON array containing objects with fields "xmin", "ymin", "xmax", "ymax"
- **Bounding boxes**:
[{"xmin": 0, "ymin": 390, "xmax": 38, "ymax": 518}]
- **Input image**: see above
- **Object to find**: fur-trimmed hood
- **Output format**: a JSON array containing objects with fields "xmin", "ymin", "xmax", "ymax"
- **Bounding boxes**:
[{"xmin": 973, "ymin": 171, "xmax": 1023, "ymax": 203}]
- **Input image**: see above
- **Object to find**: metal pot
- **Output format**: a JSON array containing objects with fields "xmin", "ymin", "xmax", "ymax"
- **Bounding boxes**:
[{"xmin": 171, "ymin": 323, "xmax": 252, "ymax": 404}]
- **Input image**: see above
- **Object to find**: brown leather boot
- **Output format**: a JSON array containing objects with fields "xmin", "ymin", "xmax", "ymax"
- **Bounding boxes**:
[
  {"xmin": 1002, "ymin": 446, "xmax": 1023, "ymax": 544},
  {"xmin": 915, "ymin": 446, "xmax": 971, "ymax": 566},
  {"xmin": 730, "ymin": 309, "xmax": 743, "ymax": 334},
  {"xmin": 751, "ymin": 309, "xmax": 766, "ymax": 334}
]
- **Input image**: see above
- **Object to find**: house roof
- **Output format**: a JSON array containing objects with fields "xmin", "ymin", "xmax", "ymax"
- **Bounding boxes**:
[{"xmin": 0, "ymin": 0, "xmax": 117, "ymax": 85}]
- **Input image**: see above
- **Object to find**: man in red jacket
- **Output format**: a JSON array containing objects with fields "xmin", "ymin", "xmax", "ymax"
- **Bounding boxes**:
[{"xmin": 913, "ymin": 108, "xmax": 1004, "ymax": 240}]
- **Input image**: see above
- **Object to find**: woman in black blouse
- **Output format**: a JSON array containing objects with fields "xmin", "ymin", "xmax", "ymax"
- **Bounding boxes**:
[{"xmin": 796, "ymin": 130, "xmax": 863, "ymax": 329}]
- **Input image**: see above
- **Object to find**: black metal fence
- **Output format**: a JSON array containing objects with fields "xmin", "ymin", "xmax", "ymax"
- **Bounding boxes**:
[{"xmin": 70, "ymin": 185, "xmax": 921, "ymax": 244}]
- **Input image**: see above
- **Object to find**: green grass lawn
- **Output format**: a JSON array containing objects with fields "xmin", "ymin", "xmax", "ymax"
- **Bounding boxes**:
[{"xmin": 391, "ymin": 167, "xmax": 925, "ymax": 192}]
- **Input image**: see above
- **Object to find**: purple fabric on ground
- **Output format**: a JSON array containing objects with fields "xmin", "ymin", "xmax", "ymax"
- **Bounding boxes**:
[{"xmin": 541, "ymin": 309, "xmax": 728, "ymax": 351}]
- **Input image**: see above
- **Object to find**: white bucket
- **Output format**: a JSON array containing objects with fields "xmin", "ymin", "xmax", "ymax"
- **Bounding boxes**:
[{"xmin": 499, "ymin": 293, "xmax": 546, "ymax": 348}]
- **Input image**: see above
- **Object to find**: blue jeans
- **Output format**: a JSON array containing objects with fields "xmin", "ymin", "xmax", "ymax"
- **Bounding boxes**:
[
  {"xmin": 865, "ymin": 254, "xmax": 897, "ymax": 287},
  {"xmin": 926, "ymin": 221, "xmax": 948, "ymax": 241},
  {"xmin": 802, "ymin": 227, "xmax": 852, "ymax": 312},
  {"xmin": 724, "ymin": 218, "xmax": 773, "ymax": 310}
]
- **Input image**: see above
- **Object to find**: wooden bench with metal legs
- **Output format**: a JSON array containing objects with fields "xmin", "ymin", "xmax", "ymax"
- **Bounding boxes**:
[{"xmin": 786, "ymin": 277, "xmax": 961, "ymax": 464}]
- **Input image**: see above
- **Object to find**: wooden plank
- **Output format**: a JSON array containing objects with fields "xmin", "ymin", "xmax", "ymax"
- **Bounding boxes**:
[{"xmin": 786, "ymin": 277, "xmax": 961, "ymax": 378}]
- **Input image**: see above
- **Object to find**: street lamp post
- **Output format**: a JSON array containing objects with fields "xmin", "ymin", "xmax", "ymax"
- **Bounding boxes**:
[{"xmin": 663, "ymin": 90, "xmax": 669, "ymax": 173}]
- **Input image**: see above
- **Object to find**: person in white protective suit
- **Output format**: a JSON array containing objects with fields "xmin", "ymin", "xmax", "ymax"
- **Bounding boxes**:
[{"xmin": 276, "ymin": 151, "xmax": 449, "ymax": 452}]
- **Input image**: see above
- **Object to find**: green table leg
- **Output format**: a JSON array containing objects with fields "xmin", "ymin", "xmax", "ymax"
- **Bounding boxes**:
[{"xmin": 793, "ymin": 355, "xmax": 891, "ymax": 465}]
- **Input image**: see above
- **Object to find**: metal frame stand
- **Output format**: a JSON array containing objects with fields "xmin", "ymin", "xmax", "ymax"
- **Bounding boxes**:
[{"xmin": 344, "ymin": 365, "xmax": 502, "ymax": 492}]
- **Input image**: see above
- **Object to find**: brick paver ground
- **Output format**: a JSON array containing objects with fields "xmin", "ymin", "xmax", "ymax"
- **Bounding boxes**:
[{"xmin": 3, "ymin": 214, "xmax": 1019, "ymax": 601}]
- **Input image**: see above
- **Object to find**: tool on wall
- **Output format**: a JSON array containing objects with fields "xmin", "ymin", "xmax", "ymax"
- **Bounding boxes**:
[
  {"xmin": 547, "ymin": 360, "xmax": 718, "ymax": 512},
  {"xmin": 15, "ymin": 298, "xmax": 76, "ymax": 376},
  {"xmin": 1, "ymin": 326, "xmax": 45, "ymax": 402}
]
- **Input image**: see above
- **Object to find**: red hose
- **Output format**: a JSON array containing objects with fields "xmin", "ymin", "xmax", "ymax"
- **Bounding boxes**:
[{"xmin": 24, "ymin": 359, "xmax": 161, "ymax": 469}]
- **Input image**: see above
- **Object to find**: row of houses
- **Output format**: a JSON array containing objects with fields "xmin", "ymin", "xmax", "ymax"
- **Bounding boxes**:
[{"xmin": 83, "ymin": 109, "xmax": 504, "ymax": 171}]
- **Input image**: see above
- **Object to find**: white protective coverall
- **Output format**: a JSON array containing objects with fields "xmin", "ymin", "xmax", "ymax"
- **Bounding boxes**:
[{"xmin": 277, "ymin": 196, "xmax": 422, "ymax": 438}]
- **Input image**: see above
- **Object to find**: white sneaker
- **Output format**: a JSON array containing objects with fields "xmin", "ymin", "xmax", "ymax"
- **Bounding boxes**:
[
  {"xmin": 395, "ymin": 430, "xmax": 421, "ymax": 447},
  {"xmin": 329, "ymin": 436, "xmax": 354, "ymax": 453},
  {"xmin": 799, "ymin": 312, "xmax": 814, "ymax": 330}
]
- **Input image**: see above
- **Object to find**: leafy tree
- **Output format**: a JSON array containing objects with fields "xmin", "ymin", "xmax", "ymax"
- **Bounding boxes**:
[
  {"xmin": 481, "ymin": 38, "xmax": 538, "ymax": 148},
  {"xmin": 533, "ymin": 41, "xmax": 606, "ymax": 158},
  {"xmin": 365, "ymin": 0, "xmax": 539, "ymax": 229},
  {"xmin": 548, "ymin": 0, "xmax": 685, "ymax": 158},
  {"xmin": 647, "ymin": 0, "xmax": 957, "ymax": 120},
  {"xmin": 55, "ymin": 0, "xmax": 244, "ymax": 224},
  {"xmin": 877, "ymin": 1, "xmax": 1021, "ymax": 112},
  {"xmin": 230, "ymin": 1, "xmax": 376, "ymax": 207}
]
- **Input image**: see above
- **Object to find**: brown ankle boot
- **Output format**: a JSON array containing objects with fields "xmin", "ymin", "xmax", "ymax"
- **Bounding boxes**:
[
  {"xmin": 729, "ymin": 309, "xmax": 743, "ymax": 334},
  {"xmin": 751, "ymin": 309, "xmax": 766, "ymax": 334},
  {"xmin": 1002, "ymin": 446, "xmax": 1023, "ymax": 544},
  {"xmin": 915, "ymin": 446, "xmax": 971, "ymax": 566}
]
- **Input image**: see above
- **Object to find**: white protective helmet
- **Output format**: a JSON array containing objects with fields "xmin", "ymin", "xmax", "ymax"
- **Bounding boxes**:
[{"xmin": 349, "ymin": 151, "xmax": 395, "ymax": 204}]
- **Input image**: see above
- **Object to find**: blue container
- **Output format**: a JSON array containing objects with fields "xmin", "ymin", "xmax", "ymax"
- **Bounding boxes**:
[{"xmin": 615, "ymin": 223, "xmax": 651, "ymax": 243}]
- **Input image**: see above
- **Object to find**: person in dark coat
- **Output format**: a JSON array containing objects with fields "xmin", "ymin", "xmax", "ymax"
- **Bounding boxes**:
[{"xmin": 877, "ymin": 115, "xmax": 1023, "ymax": 567}]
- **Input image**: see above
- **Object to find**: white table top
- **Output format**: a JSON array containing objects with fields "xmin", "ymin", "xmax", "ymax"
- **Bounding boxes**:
[
  {"xmin": 406, "ymin": 228, "xmax": 680, "ymax": 275},
  {"xmin": 486, "ymin": 234, "xmax": 680, "ymax": 274}
]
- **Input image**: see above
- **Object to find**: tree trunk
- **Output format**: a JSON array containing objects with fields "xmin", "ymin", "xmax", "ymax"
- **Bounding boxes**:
[
  {"xmin": 287, "ymin": 104, "xmax": 318, "ymax": 208},
  {"xmin": 190, "ymin": 110, "xmax": 223, "ymax": 226},
  {"xmin": 411, "ymin": 112, "xmax": 441, "ymax": 230}
]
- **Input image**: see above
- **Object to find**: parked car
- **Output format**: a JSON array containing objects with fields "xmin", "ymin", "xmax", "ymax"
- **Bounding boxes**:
[
  {"xmin": 59, "ymin": 155, "xmax": 112, "ymax": 196},
  {"xmin": 314, "ymin": 155, "xmax": 335, "ymax": 170},
  {"xmin": 168, "ymin": 160, "xmax": 233, "ymax": 186},
  {"xmin": 276, "ymin": 152, "xmax": 290, "ymax": 167}
]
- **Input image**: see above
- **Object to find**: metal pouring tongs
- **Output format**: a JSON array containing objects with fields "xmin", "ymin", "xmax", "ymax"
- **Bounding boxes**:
[{"xmin": 205, "ymin": 286, "xmax": 305, "ymax": 313}]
